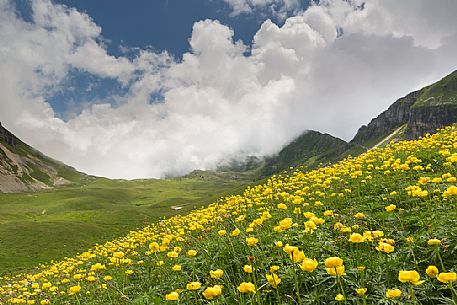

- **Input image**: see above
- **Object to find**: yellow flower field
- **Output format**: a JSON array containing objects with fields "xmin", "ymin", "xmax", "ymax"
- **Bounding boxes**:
[{"xmin": 1, "ymin": 126, "xmax": 457, "ymax": 304}]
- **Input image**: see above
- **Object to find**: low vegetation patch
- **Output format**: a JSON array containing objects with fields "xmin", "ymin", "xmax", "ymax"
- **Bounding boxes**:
[{"xmin": 1, "ymin": 127, "xmax": 457, "ymax": 304}]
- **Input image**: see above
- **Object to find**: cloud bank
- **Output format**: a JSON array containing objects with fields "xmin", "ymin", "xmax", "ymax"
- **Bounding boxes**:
[{"xmin": 1, "ymin": 0, "xmax": 457, "ymax": 179}]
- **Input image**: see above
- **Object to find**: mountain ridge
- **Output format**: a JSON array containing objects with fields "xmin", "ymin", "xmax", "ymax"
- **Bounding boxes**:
[
  {"xmin": 351, "ymin": 70, "xmax": 457, "ymax": 147},
  {"xmin": 0, "ymin": 122, "xmax": 85, "ymax": 193}
]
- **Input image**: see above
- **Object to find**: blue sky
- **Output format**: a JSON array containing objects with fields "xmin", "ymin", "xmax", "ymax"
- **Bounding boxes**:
[{"xmin": 16, "ymin": 0, "xmax": 309, "ymax": 118}]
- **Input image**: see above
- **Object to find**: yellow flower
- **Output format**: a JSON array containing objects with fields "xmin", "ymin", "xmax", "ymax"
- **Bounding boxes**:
[
  {"xmin": 398, "ymin": 270, "xmax": 421, "ymax": 285},
  {"xmin": 326, "ymin": 265, "xmax": 346, "ymax": 276},
  {"xmin": 86, "ymin": 276, "xmax": 97, "ymax": 282},
  {"xmin": 355, "ymin": 212, "xmax": 365, "ymax": 219},
  {"xmin": 269, "ymin": 265, "xmax": 280, "ymax": 273},
  {"xmin": 90, "ymin": 263, "xmax": 106, "ymax": 272},
  {"xmin": 385, "ymin": 204, "xmax": 396, "ymax": 212},
  {"xmin": 275, "ymin": 241, "xmax": 283, "ymax": 247},
  {"xmin": 167, "ymin": 251, "xmax": 179, "ymax": 258},
  {"xmin": 437, "ymin": 272, "xmax": 457, "ymax": 283},
  {"xmin": 335, "ymin": 294, "xmax": 345, "ymax": 301},
  {"xmin": 279, "ymin": 218, "xmax": 293, "ymax": 230},
  {"xmin": 238, "ymin": 282, "xmax": 256, "ymax": 293},
  {"xmin": 186, "ymin": 282, "xmax": 202, "ymax": 290},
  {"xmin": 149, "ymin": 242, "xmax": 160, "ymax": 252},
  {"xmin": 376, "ymin": 241, "xmax": 395, "ymax": 253},
  {"xmin": 187, "ymin": 249, "xmax": 197, "ymax": 256},
  {"xmin": 324, "ymin": 257, "xmax": 344, "ymax": 268},
  {"xmin": 42, "ymin": 282, "xmax": 52, "ymax": 289},
  {"xmin": 277, "ymin": 203, "xmax": 287, "ymax": 209},
  {"xmin": 125, "ymin": 270, "xmax": 134, "ymax": 275},
  {"xmin": 210, "ymin": 269, "xmax": 224, "ymax": 279},
  {"xmin": 243, "ymin": 265, "xmax": 253, "ymax": 273},
  {"xmin": 113, "ymin": 251, "xmax": 125, "ymax": 259},
  {"xmin": 165, "ymin": 291, "xmax": 179, "ymax": 301},
  {"xmin": 246, "ymin": 237, "xmax": 258, "ymax": 246},
  {"xmin": 266, "ymin": 273, "xmax": 281, "ymax": 288},
  {"xmin": 324, "ymin": 210, "xmax": 334, "ymax": 216},
  {"xmin": 426, "ymin": 265, "xmax": 439, "ymax": 278},
  {"xmin": 427, "ymin": 238, "xmax": 441, "ymax": 246},
  {"xmin": 104, "ymin": 276, "xmax": 112, "ymax": 281},
  {"xmin": 218, "ymin": 230, "xmax": 227, "ymax": 236},
  {"xmin": 304, "ymin": 220, "xmax": 317, "ymax": 231},
  {"xmin": 231, "ymin": 228, "xmax": 241, "ymax": 236},
  {"xmin": 202, "ymin": 285, "xmax": 222, "ymax": 300},
  {"xmin": 300, "ymin": 258, "xmax": 318, "ymax": 272},
  {"xmin": 172, "ymin": 265, "xmax": 182, "ymax": 271},
  {"xmin": 68, "ymin": 285, "xmax": 81, "ymax": 295},
  {"xmin": 386, "ymin": 288, "xmax": 402, "ymax": 298},
  {"xmin": 291, "ymin": 248, "xmax": 305, "ymax": 263},
  {"xmin": 349, "ymin": 233, "xmax": 365, "ymax": 243},
  {"xmin": 355, "ymin": 288, "xmax": 367, "ymax": 296},
  {"xmin": 283, "ymin": 244, "xmax": 297, "ymax": 254},
  {"xmin": 40, "ymin": 300, "xmax": 50, "ymax": 305}
]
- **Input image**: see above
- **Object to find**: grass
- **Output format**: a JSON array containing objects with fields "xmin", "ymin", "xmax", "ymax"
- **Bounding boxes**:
[
  {"xmin": 2, "ymin": 126, "xmax": 457, "ymax": 304},
  {"xmin": 412, "ymin": 70, "xmax": 457, "ymax": 108},
  {"xmin": 0, "ymin": 176, "xmax": 252, "ymax": 275}
]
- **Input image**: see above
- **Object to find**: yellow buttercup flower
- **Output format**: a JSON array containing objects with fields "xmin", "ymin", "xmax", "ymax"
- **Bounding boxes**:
[
  {"xmin": 202, "ymin": 285, "xmax": 222, "ymax": 300},
  {"xmin": 324, "ymin": 257, "xmax": 344, "ymax": 268},
  {"xmin": 349, "ymin": 233, "xmax": 365, "ymax": 243},
  {"xmin": 238, "ymin": 282, "xmax": 256, "ymax": 293},
  {"xmin": 300, "ymin": 258, "xmax": 318, "ymax": 272},
  {"xmin": 68, "ymin": 285, "xmax": 81, "ymax": 295},
  {"xmin": 269, "ymin": 265, "xmax": 280, "ymax": 273},
  {"xmin": 355, "ymin": 288, "xmax": 367, "ymax": 296},
  {"xmin": 326, "ymin": 265, "xmax": 346, "ymax": 276},
  {"xmin": 335, "ymin": 294, "xmax": 345, "ymax": 301},
  {"xmin": 172, "ymin": 265, "xmax": 182, "ymax": 271},
  {"xmin": 186, "ymin": 282, "xmax": 202, "ymax": 290},
  {"xmin": 246, "ymin": 237, "xmax": 258, "ymax": 246},
  {"xmin": 427, "ymin": 238, "xmax": 442, "ymax": 246},
  {"xmin": 210, "ymin": 269, "xmax": 224, "ymax": 279},
  {"xmin": 355, "ymin": 212, "xmax": 365, "ymax": 219},
  {"xmin": 398, "ymin": 270, "xmax": 422, "ymax": 285},
  {"xmin": 385, "ymin": 204, "xmax": 396, "ymax": 212},
  {"xmin": 265, "ymin": 273, "xmax": 281, "ymax": 288},
  {"xmin": 426, "ymin": 265, "xmax": 439, "ymax": 278},
  {"xmin": 167, "ymin": 251, "xmax": 179, "ymax": 258},
  {"xmin": 231, "ymin": 228, "xmax": 241, "ymax": 236},
  {"xmin": 386, "ymin": 288, "xmax": 402, "ymax": 298},
  {"xmin": 437, "ymin": 272, "xmax": 457, "ymax": 283},
  {"xmin": 243, "ymin": 265, "xmax": 253, "ymax": 273},
  {"xmin": 187, "ymin": 250, "xmax": 197, "ymax": 256},
  {"xmin": 165, "ymin": 291, "xmax": 179, "ymax": 301}
]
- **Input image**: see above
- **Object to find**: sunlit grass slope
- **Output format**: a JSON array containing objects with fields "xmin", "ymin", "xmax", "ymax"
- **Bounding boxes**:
[
  {"xmin": 0, "ymin": 177, "xmax": 251, "ymax": 274},
  {"xmin": 2, "ymin": 127, "xmax": 457, "ymax": 305}
]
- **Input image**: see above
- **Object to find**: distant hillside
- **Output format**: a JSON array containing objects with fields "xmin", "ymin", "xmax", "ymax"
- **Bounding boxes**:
[
  {"xmin": 261, "ymin": 130, "xmax": 365, "ymax": 176},
  {"xmin": 351, "ymin": 70, "xmax": 457, "ymax": 148},
  {"xmin": 0, "ymin": 123, "xmax": 85, "ymax": 193}
]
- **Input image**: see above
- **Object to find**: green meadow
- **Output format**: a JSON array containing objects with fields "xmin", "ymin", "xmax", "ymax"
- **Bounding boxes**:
[{"xmin": 0, "ymin": 176, "xmax": 252, "ymax": 274}]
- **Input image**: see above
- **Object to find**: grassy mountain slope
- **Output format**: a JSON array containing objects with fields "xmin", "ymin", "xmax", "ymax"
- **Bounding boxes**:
[
  {"xmin": 261, "ymin": 130, "xmax": 366, "ymax": 176},
  {"xmin": 412, "ymin": 70, "xmax": 457, "ymax": 108},
  {"xmin": 351, "ymin": 70, "xmax": 457, "ymax": 148},
  {"xmin": 2, "ymin": 126, "xmax": 457, "ymax": 305},
  {"xmin": 0, "ymin": 176, "xmax": 252, "ymax": 274},
  {"xmin": 0, "ymin": 122, "xmax": 85, "ymax": 193}
]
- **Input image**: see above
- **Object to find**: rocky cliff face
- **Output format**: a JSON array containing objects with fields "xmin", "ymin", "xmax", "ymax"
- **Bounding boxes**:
[
  {"xmin": 351, "ymin": 70, "xmax": 457, "ymax": 147},
  {"xmin": 405, "ymin": 105, "xmax": 457, "ymax": 139},
  {"xmin": 0, "ymin": 123, "xmax": 84, "ymax": 193},
  {"xmin": 351, "ymin": 91, "xmax": 419, "ymax": 147}
]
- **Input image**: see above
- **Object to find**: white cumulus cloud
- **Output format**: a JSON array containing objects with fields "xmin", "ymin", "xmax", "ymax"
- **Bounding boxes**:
[{"xmin": 1, "ymin": 0, "xmax": 457, "ymax": 179}]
